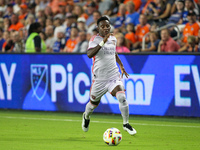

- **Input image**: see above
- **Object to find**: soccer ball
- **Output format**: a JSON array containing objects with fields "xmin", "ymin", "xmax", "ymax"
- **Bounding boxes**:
[{"xmin": 103, "ymin": 128, "xmax": 122, "ymax": 146}]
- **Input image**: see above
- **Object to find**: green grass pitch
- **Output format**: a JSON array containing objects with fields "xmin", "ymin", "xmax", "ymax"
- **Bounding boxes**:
[{"xmin": 0, "ymin": 110, "xmax": 200, "ymax": 150}]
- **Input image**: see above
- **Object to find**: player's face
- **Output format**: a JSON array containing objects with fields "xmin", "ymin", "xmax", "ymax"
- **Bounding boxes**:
[{"xmin": 98, "ymin": 20, "xmax": 111, "ymax": 37}]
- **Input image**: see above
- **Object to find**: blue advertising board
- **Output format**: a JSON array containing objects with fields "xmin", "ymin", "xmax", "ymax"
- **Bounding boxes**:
[{"xmin": 0, "ymin": 54, "xmax": 200, "ymax": 117}]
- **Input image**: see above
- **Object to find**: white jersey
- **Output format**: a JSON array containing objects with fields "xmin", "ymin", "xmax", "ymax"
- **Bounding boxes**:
[{"xmin": 88, "ymin": 34, "xmax": 120, "ymax": 80}]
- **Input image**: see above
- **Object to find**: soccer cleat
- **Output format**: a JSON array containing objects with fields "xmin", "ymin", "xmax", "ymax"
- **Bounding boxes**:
[
  {"xmin": 82, "ymin": 113, "xmax": 90, "ymax": 132},
  {"xmin": 123, "ymin": 123, "xmax": 137, "ymax": 135}
]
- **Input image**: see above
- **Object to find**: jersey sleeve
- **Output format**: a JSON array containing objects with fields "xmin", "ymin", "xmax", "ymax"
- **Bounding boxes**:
[
  {"xmin": 88, "ymin": 36, "xmax": 98, "ymax": 50},
  {"xmin": 112, "ymin": 36, "xmax": 117, "ymax": 51},
  {"xmin": 114, "ymin": 36, "xmax": 117, "ymax": 46}
]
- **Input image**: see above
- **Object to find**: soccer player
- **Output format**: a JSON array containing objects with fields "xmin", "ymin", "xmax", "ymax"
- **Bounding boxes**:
[{"xmin": 82, "ymin": 16, "xmax": 137, "ymax": 135}]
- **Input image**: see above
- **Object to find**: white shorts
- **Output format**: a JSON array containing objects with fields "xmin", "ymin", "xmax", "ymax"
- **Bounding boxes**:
[{"xmin": 90, "ymin": 77, "xmax": 124, "ymax": 102}]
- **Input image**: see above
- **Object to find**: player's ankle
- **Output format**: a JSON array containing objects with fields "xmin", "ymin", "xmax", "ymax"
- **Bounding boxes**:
[
  {"xmin": 123, "ymin": 122, "xmax": 129, "ymax": 125},
  {"xmin": 84, "ymin": 113, "xmax": 90, "ymax": 120}
]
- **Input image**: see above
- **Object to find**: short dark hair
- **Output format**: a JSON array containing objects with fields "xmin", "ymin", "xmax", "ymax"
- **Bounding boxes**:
[
  {"xmin": 28, "ymin": 22, "xmax": 41, "ymax": 35},
  {"xmin": 97, "ymin": 16, "xmax": 110, "ymax": 26}
]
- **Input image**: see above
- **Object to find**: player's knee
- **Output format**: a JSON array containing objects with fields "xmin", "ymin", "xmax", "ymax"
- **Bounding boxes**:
[
  {"xmin": 90, "ymin": 100, "xmax": 100, "ymax": 107},
  {"xmin": 116, "ymin": 91, "xmax": 126, "ymax": 104}
]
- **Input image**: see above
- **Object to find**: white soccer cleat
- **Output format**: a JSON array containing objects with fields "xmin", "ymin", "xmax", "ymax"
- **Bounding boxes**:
[
  {"xmin": 123, "ymin": 123, "xmax": 137, "ymax": 135},
  {"xmin": 82, "ymin": 113, "xmax": 90, "ymax": 132}
]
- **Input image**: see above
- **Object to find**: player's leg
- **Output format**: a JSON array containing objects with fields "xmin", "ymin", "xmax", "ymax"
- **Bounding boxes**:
[
  {"xmin": 82, "ymin": 81, "xmax": 107, "ymax": 132},
  {"xmin": 110, "ymin": 84, "xmax": 137, "ymax": 135},
  {"xmin": 84, "ymin": 100, "xmax": 100, "ymax": 119},
  {"xmin": 82, "ymin": 100, "xmax": 99, "ymax": 132},
  {"xmin": 111, "ymin": 85, "xmax": 129, "ymax": 124}
]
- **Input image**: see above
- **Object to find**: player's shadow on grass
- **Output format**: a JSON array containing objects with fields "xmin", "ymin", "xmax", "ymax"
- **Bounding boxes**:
[{"xmin": 65, "ymin": 137, "xmax": 92, "ymax": 142}]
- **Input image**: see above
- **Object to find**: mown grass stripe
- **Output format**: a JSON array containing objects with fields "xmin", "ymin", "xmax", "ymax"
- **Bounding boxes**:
[{"xmin": 1, "ymin": 116, "xmax": 200, "ymax": 128}]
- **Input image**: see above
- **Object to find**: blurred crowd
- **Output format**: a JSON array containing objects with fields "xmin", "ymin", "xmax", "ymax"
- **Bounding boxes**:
[{"xmin": 0, "ymin": 0, "xmax": 200, "ymax": 53}]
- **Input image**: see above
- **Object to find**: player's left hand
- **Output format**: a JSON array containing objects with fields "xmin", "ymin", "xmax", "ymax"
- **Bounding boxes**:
[{"xmin": 120, "ymin": 66, "xmax": 129, "ymax": 78}]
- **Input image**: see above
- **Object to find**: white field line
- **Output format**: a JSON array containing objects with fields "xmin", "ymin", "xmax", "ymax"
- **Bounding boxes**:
[{"xmin": 1, "ymin": 116, "xmax": 200, "ymax": 128}]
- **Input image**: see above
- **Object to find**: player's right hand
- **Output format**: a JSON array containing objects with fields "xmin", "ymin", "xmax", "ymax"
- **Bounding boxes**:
[{"xmin": 103, "ymin": 33, "xmax": 113, "ymax": 43}]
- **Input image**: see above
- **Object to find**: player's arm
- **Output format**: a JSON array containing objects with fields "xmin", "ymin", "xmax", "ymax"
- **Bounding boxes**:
[
  {"xmin": 87, "ymin": 45, "xmax": 102, "ymax": 58},
  {"xmin": 115, "ymin": 53, "xmax": 129, "ymax": 78},
  {"xmin": 87, "ymin": 33, "xmax": 112, "ymax": 58}
]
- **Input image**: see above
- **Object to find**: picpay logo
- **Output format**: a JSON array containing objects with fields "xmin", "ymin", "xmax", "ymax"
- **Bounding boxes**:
[
  {"xmin": 124, "ymin": 74, "xmax": 155, "ymax": 105},
  {"xmin": 100, "ymin": 74, "xmax": 155, "ymax": 106},
  {"xmin": 0, "ymin": 63, "xmax": 16, "ymax": 100}
]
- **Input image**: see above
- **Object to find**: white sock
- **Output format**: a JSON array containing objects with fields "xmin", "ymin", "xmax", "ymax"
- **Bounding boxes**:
[
  {"xmin": 116, "ymin": 92, "xmax": 129, "ymax": 124},
  {"xmin": 119, "ymin": 101, "xmax": 129, "ymax": 124},
  {"xmin": 84, "ymin": 101, "xmax": 97, "ymax": 119}
]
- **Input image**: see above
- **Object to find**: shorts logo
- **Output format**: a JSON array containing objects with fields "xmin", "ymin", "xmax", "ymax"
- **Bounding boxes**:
[
  {"xmin": 31, "ymin": 64, "xmax": 48, "ymax": 101},
  {"xmin": 91, "ymin": 95, "xmax": 96, "ymax": 100}
]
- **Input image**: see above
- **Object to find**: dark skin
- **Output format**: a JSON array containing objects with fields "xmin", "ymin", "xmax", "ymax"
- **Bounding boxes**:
[
  {"xmin": 34, "ymin": 26, "xmax": 43, "ymax": 52},
  {"xmin": 87, "ymin": 20, "xmax": 129, "ymax": 105}
]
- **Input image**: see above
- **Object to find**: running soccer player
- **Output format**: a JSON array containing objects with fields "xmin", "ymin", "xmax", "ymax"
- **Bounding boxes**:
[{"xmin": 82, "ymin": 16, "xmax": 137, "ymax": 135}]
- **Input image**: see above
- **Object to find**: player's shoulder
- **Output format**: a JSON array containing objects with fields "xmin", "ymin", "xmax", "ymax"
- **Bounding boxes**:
[
  {"xmin": 110, "ymin": 35, "xmax": 117, "ymax": 41},
  {"xmin": 89, "ymin": 35, "xmax": 97, "ymax": 42},
  {"xmin": 89, "ymin": 34, "xmax": 102, "ymax": 42}
]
